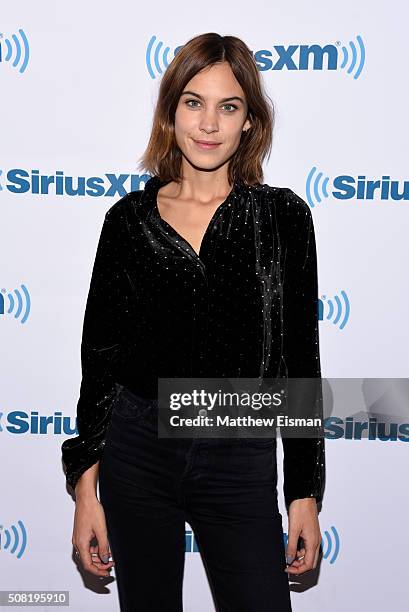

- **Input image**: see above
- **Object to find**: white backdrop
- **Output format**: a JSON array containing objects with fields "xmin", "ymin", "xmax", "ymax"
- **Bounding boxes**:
[{"xmin": 1, "ymin": 1, "xmax": 408, "ymax": 610}]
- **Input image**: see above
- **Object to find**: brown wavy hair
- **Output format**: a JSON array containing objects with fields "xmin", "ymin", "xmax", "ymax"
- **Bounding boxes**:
[{"xmin": 137, "ymin": 32, "xmax": 275, "ymax": 187}]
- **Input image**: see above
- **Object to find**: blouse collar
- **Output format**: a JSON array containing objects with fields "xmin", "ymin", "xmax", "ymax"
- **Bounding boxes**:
[{"xmin": 139, "ymin": 174, "xmax": 246, "ymax": 223}]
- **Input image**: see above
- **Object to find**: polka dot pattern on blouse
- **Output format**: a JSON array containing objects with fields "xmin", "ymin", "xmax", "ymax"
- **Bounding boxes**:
[{"xmin": 61, "ymin": 174, "xmax": 325, "ymax": 509}]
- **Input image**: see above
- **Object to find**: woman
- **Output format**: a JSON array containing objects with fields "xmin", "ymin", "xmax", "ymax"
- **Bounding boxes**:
[{"xmin": 61, "ymin": 32, "xmax": 325, "ymax": 611}]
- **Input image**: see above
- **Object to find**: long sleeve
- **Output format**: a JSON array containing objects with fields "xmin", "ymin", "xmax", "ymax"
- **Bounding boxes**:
[
  {"xmin": 280, "ymin": 188, "xmax": 326, "ymax": 511},
  {"xmin": 61, "ymin": 203, "xmax": 130, "ymax": 492}
]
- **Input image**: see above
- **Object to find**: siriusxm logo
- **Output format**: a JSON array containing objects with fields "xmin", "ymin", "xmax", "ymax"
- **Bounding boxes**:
[
  {"xmin": 306, "ymin": 168, "xmax": 409, "ymax": 207},
  {"xmin": 0, "ymin": 169, "xmax": 151, "ymax": 197},
  {"xmin": 0, "ymin": 520, "xmax": 27, "ymax": 559},
  {"xmin": 4, "ymin": 168, "xmax": 407, "ymax": 206},
  {"xmin": 0, "ymin": 29, "xmax": 30, "ymax": 74},
  {"xmin": 318, "ymin": 291, "xmax": 350, "ymax": 330},
  {"xmin": 1, "ymin": 411, "xmax": 408, "ymax": 441},
  {"xmin": 1, "ymin": 284, "xmax": 31, "ymax": 324},
  {"xmin": 146, "ymin": 34, "xmax": 365, "ymax": 80},
  {"xmin": 325, "ymin": 416, "xmax": 409, "ymax": 441},
  {"xmin": 0, "ymin": 411, "xmax": 76, "ymax": 435}
]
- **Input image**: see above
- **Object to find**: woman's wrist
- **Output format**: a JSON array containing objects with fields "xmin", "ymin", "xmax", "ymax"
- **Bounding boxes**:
[
  {"xmin": 74, "ymin": 462, "xmax": 99, "ymax": 500},
  {"xmin": 75, "ymin": 485, "xmax": 98, "ymax": 502}
]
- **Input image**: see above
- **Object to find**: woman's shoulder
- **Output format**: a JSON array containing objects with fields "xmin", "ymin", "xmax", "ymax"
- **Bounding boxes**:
[
  {"xmin": 257, "ymin": 183, "xmax": 312, "ymax": 222},
  {"xmin": 103, "ymin": 189, "xmax": 144, "ymax": 223},
  {"xmin": 256, "ymin": 183, "xmax": 309, "ymax": 208}
]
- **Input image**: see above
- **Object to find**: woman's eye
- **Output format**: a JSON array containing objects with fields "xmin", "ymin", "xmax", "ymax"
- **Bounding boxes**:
[
  {"xmin": 222, "ymin": 104, "xmax": 237, "ymax": 112},
  {"xmin": 185, "ymin": 100, "xmax": 237, "ymax": 112}
]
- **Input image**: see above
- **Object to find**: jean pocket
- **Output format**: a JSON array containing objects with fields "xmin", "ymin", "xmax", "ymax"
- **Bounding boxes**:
[
  {"xmin": 112, "ymin": 384, "xmax": 156, "ymax": 421},
  {"xmin": 240, "ymin": 437, "xmax": 277, "ymax": 449}
]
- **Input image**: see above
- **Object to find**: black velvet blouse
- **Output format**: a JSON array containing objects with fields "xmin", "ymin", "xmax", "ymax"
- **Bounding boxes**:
[{"xmin": 61, "ymin": 175, "xmax": 325, "ymax": 509}]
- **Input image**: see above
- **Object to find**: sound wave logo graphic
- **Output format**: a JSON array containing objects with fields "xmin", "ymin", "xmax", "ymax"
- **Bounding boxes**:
[
  {"xmin": 146, "ymin": 35, "xmax": 172, "ymax": 79},
  {"xmin": 0, "ymin": 521, "xmax": 28, "ymax": 559},
  {"xmin": 283, "ymin": 525, "xmax": 340, "ymax": 564},
  {"xmin": 319, "ymin": 291, "xmax": 350, "ymax": 330},
  {"xmin": 0, "ymin": 29, "xmax": 30, "ymax": 74},
  {"xmin": 306, "ymin": 166, "xmax": 331, "ymax": 207},
  {"xmin": 322, "ymin": 526, "xmax": 340, "ymax": 563},
  {"xmin": 1, "ymin": 284, "xmax": 31, "ymax": 324},
  {"xmin": 338, "ymin": 35, "xmax": 365, "ymax": 80},
  {"xmin": 306, "ymin": 169, "xmax": 409, "ymax": 205}
]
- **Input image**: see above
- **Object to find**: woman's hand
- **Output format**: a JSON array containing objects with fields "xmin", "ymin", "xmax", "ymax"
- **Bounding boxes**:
[
  {"xmin": 284, "ymin": 497, "xmax": 321, "ymax": 575},
  {"xmin": 72, "ymin": 495, "xmax": 115, "ymax": 577}
]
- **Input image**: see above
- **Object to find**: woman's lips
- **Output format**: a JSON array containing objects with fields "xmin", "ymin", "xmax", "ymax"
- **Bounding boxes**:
[{"xmin": 192, "ymin": 139, "xmax": 222, "ymax": 150}]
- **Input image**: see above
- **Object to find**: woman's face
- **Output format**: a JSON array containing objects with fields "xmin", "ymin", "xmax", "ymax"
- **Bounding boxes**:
[{"xmin": 174, "ymin": 61, "xmax": 252, "ymax": 173}]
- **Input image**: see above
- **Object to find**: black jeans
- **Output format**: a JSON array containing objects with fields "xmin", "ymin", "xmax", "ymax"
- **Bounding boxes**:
[{"xmin": 99, "ymin": 385, "xmax": 292, "ymax": 612}]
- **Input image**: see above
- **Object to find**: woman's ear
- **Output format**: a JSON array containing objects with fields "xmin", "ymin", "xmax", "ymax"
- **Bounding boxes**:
[{"xmin": 243, "ymin": 112, "xmax": 252, "ymax": 132}]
